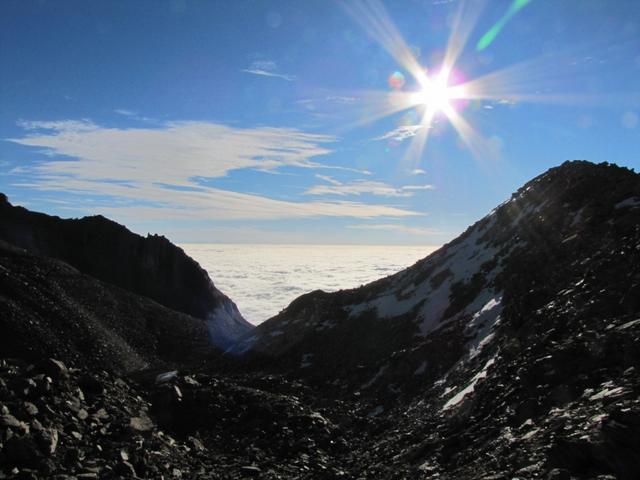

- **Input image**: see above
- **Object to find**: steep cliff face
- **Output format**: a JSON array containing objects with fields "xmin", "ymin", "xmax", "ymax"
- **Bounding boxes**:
[{"xmin": 0, "ymin": 196, "xmax": 252, "ymax": 347}]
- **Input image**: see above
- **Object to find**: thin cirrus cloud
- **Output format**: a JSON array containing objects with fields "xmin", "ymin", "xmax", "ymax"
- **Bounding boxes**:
[
  {"xmin": 305, "ymin": 174, "xmax": 435, "ymax": 198},
  {"xmin": 348, "ymin": 223, "xmax": 441, "ymax": 236},
  {"xmin": 375, "ymin": 125, "xmax": 424, "ymax": 142},
  {"xmin": 113, "ymin": 109, "xmax": 157, "ymax": 123},
  {"xmin": 8, "ymin": 119, "xmax": 421, "ymax": 221},
  {"xmin": 296, "ymin": 95, "xmax": 358, "ymax": 111},
  {"xmin": 242, "ymin": 60, "xmax": 296, "ymax": 81}
]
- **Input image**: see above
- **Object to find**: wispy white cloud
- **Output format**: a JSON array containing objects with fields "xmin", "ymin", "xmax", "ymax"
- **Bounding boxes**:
[
  {"xmin": 314, "ymin": 174, "xmax": 343, "ymax": 186},
  {"xmin": 17, "ymin": 119, "xmax": 97, "ymax": 133},
  {"xmin": 242, "ymin": 60, "xmax": 295, "ymax": 81},
  {"xmin": 409, "ymin": 168, "xmax": 427, "ymax": 175},
  {"xmin": 348, "ymin": 223, "xmax": 441, "ymax": 236},
  {"xmin": 401, "ymin": 184, "xmax": 435, "ymax": 191},
  {"xmin": 326, "ymin": 95, "xmax": 357, "ymax": 104},
  {"xmin": 113, "ymin": 109, "xmax": 157, "ymax": 123},
  {"xmin": 8, "ymin": 119, "xmax": 420, "ymax": 221},
  {"xmin": 375, "ymin": 125, "xmax": 423, "ymax": 142},
  {"xmin": 13, "ymin": 177, "xmax": 418, "ymax": 221},
  {"xmin": 114, "ymin": 109, "xmax": 136, "ymax": 117},
  {"xmin": 305, "ymin": 174, "xmax": 434, "ymax": 198},
  {"xmin": 12, "ymin": 120, "xmax": 334, "ymax": 181},
  {"xmin": 296, "ymin": 95, "xmax": 358, "ymax": 111}
]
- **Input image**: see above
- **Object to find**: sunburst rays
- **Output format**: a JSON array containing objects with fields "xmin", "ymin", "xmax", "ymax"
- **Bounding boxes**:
[{"xmin": 339, "ymin": 0, "xmax": 631, "ymax": 165}]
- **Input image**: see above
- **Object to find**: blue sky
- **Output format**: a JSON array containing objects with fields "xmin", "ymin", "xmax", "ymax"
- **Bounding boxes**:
[{"xmin": 1, "ymin": 0, "xmax": 639, "ymax": 245}]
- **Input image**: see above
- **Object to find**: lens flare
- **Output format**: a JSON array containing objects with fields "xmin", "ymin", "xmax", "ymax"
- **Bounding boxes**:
[
  {"xmin": 477, "ymin": 0, "xmax": 533, "ymax": 51},
  {"xmin": 388, "ymin": 71, "xmax": 406, "ymax": 90}
]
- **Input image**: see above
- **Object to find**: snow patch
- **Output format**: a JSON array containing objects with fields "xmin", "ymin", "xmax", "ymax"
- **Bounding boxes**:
[
  {"xmin": 615, "ymin": 196, "xmax": 640, "ymax": 209},
  {"xmin": 225, "ymin": 334, "xmax": 258, "ymax": 355},
  {"xmin": 413, "ymin": 361, "xmax": 427, "ymax": 376},
  {"xmin": 570, "ymin": 207, "xmax": 585, "ymax": 227},
  {"xmin": 361, "ymin": 364, "xmax": 389, "ymax": 390},
  {"xmin": 368, "ymin": 405, "xmax": 384, "ymax": 417},
  {"xmin": 442, "ymin": 355, "xmax": 496, "ymax": 410},
  {"xmin": 207, "ymin": 299, "xmax": 254, "ymax": 350},
  {"xmin": 509, "ymin": 199, "xmax": 548, "ymax": 227},
  {"xmin": 416, "ymin": 276, "xmax": 453, "ymax": 336},
  {"xmin": 155, "ymin": 371, "xmax": 178, "ymax": 384},
  {"xmin": 466, "ymin": 294, "xmax": 503, "ymax": 358},
  {"xmin": 347, "ymin": 220, "xmax": 505, "ymax": 340},
  {"xmin": 300, "ymin": 353, "xmax": 314, "ymax": 368}
]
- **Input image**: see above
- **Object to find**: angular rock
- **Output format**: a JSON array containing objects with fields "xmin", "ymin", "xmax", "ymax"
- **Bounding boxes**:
[
  {"xmin": 129, "ymin": 414, "xmax": 154, "ymax": 433},
  {"xmin": 4, "ymin": 435, "xmax": 41, "ymax": 465},
  {"xmin": 36, "ymin": 359, "xmax": 69, "ymax": 381},
  {"xmin": 240, "ymin": 465, "xmax": 262, "ymax": 477},
  {"xmin": 34, "ymin": 428, "xmax": 59, "ymax": 456}
]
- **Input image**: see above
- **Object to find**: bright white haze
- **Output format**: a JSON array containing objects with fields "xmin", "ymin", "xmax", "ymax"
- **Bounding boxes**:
[{"xmin": 181, "ymin": 244, "xmax": 439, "ymax": 325}]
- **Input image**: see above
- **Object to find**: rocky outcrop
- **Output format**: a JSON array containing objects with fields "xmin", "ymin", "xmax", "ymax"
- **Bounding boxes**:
[{"xmin": 0, "ymin": 196, "xmax": 252, "ymax": 348}]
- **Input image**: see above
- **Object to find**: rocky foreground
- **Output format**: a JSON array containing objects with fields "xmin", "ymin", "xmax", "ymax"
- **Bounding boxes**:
[
  {"xmin": 1, "ymin": 161, "xmax": 640, "ymax": 479},
  {"xmin": 0, "ymin": 357, "xmax": 377, "ymax": 479},
  {"xmin": 2, "ymin": 329, "xmax": 639, "ymax": 480}
]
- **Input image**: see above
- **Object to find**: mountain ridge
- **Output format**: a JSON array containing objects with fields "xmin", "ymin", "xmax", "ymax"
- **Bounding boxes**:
[
  {"xmin": 0, "ymin": 194, "xmax": 252, "ymax": 348},
  {"xmin": 0, "ymin": 238, "xmax": 211, "ymax": 372}
]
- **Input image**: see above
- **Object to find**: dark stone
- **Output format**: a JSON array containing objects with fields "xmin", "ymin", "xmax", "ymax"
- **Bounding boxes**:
[
  {"xmin": 114, "ymin": 460, "xmax": 137, "ymax": 477},
  {"xmin": 78, "ymin": 374, "xmax": 104, "ymax": 396},
  {"xmin": 4, "ymin": 435, "xmax": 41, "ymax": 465},
  {"xmin": 188, "ymin": 436, "xmax": 205, "ymax": 452},
  {"xmin": 21, "ymin": 402, "xmax": 39, "ymax": 417},
  {"xmin": 91, "ymin": 408, "xmax": 109, "ymax": 422},
  {"xmin": 547, "ymin": 468, "xmax": 571, "ymax": 480},
  {"xmin": 1, "ymin": 414, "xmax": 25, "ymax": 429},
  {"xmin": 35, "ymin": 359, "xmax": 69, "ymax": 381},
  {"xmin": 240, "ymin": 465, "xmax": 262, "ymax": 477},
  {"xmin": 13, "ymin": 470, "xmax": 39, "ymax": 480},
  {"xmin": 34, "ymin": 428, "xmax": 58, "ymax": 456},
  {"xmin": 129, "ymin": 414, "xmax": 154, "ymax": 433}
]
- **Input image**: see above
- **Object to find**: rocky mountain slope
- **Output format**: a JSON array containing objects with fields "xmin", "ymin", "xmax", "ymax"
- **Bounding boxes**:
[
  {"xmin": 0, "ymin": 239, "xmax": 213, "ymax": 373},
  {"xmin": 0, "ymin": 195, "xmax": 252, "ymax": 348},
  {"xmin": 1, "ymin": 160, "xmax": 639, "ymax": 479},
  {"xmin": 242, "ymin": 161, "xmax": 639, "ymax": 380},
  {"xmin": 230, "ymin": 160, "xmax": 640, "ymax": 478}
]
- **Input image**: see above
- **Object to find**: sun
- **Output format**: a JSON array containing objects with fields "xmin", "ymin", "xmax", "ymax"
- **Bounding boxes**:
[
  {"xmin": 409, "ymin": 69, "xmax": 467, "ymax": 115},
  {"xmin": 343, "ymin": 0, "xmax": 580, "ymax": 163}
]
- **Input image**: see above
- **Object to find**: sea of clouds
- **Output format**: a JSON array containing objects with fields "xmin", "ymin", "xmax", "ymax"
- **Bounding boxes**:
[{"xmin": 181, "ymin": 244, "xmax": 439, "ymax": 325}]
